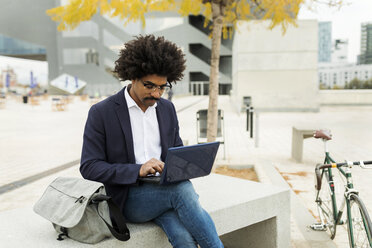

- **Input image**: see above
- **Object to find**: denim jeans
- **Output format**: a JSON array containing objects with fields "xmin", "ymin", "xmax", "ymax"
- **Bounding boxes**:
[{"xmin": 123, "ymin": 180, "xmax": 224, "ymax": 248}]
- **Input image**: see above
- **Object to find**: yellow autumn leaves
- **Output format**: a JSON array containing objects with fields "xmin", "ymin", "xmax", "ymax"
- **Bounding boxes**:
[{"xmin": 47, "ymin": 0, "xmax": 312, "ymax": 36}]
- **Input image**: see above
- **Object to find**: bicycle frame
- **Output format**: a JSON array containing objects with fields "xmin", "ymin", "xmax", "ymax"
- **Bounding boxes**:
[
  {"xmin": 321, "ymin": 144, "xmax": 372, "ymax": 247},
  {"xmin": 323, "ymin": 140, "xmax": 339, "ymax": 224}
]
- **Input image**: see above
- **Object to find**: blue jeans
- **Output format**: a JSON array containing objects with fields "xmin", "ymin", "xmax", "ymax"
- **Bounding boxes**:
[{"xmin": 123, "ymin": 180, "xmax": 223, "ymax": 248}]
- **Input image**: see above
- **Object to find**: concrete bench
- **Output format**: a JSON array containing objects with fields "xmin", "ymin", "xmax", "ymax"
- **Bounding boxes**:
[
  {"xmin": 291, "ymin": 127, "xmax": 315, "ymax": 162},
  {"xmin": 0, "ymin": 174, "xmax": 290, "ymax": 248}
]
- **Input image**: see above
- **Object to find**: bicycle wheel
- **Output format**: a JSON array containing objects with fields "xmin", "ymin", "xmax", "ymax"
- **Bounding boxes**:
[
  {"xmin": 347, "ymin": 194, "xmax": 372, "ymax": 248},
  {"xmin": 316, "ymin": 169, "xmax": 336, "ymax": 239}
]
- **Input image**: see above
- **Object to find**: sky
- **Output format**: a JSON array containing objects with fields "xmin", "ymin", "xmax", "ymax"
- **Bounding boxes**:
[{"xmin": 298, "ymin": 0, "xmax": 372, "ymax": 63}]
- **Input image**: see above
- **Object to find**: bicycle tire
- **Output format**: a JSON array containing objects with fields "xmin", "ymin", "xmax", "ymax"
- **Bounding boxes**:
[
  {"xmin": 347, "ymin": 194, "xmax": 372, "ymax": 248},
  {"xmin": 316, "ymin": 169, "xmax": 336, "ymax": 239}
]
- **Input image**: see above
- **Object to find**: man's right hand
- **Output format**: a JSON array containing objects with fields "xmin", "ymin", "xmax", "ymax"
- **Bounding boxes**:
[{"xmin": 139, "ymin": 158, "xmax": 164, "ymax": 177}]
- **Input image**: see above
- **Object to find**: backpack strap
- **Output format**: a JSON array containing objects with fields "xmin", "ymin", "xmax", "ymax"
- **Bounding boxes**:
[
  {"xmin": 57, "ymin": 227, "xmax": 69, "ymax": 241},
  {"xmin": 91, "ymin": 194, "xmax": 130, "ymax": 241}
]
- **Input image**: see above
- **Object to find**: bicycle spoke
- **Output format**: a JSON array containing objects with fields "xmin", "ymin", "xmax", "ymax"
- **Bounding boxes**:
[
  {"xmin": 351, "ymin": 207, "xmax": 368, "ymax": 247},
  {"xmin": 348, "ymin": 195, "xmax": 372, "ymax": 248}
]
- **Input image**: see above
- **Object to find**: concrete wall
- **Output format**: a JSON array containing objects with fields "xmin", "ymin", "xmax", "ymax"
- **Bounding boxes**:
[
  {"xmin": 319, "ymin": 89, "xmax": 372, "ymax": 105},
  {"xmin": 232, "ymin": 20, "xmax": 319, "ymax": 112}
]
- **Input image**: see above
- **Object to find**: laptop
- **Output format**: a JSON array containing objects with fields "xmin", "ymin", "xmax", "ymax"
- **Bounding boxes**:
[{"xmin": 139, "ymin": 141, "xmax": 220, "ymax": 185}]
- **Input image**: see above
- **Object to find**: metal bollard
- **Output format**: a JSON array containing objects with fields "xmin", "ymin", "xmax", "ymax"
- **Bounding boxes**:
[
  {"xmin": 246, "ymin": 106, "xmax": 250, "ymax": 131},
  {"xmin": 246, "ymin": 106, "xmax": 254, "ymax": 138},
  {"xmin": 249, "ymin": 106, "xmax": 254, "ymax": 138}
]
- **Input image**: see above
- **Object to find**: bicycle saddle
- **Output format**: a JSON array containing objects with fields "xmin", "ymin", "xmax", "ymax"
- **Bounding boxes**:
[{"xmin": 313, "ymin": 130, "xmax": 332, "ymax": 140}]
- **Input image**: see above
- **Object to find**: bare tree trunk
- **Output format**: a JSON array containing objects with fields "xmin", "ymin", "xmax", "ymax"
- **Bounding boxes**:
[{"xmin": 207, "ymin": 1, "xmax": 224, "ymax": 142}]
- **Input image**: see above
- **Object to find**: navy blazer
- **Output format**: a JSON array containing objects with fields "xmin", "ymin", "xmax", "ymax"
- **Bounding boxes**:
[{"xmin": 80, "ymin": 87, "xmax": 183, "ymax": 213}]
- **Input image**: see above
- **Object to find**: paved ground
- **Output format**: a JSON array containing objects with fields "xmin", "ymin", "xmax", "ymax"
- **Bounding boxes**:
[{"xmin": 1, "ymin": 93, "xmax": 372, "ymax": 247}]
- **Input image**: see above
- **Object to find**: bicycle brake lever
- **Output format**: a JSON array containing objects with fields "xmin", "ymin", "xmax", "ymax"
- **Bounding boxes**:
[{"xmin": 359, "ymin": 161, "xmax": 372, "ymax": 169}]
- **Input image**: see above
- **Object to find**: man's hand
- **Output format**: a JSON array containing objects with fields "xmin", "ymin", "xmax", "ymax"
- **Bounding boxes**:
[{"xmin": 139, "ymin": 158, "xmax": 164, "ymax": 177}]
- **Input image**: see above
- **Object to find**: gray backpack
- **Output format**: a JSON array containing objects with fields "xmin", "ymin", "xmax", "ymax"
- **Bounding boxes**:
[{"xmin": 34, "ymin": 177, "xmax": 130, "ymax": 244}]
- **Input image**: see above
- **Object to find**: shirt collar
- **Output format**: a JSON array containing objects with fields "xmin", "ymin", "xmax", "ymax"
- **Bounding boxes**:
[{"xmin": 124, "ymin": 85, "xmax": 157, "ymax": 110}]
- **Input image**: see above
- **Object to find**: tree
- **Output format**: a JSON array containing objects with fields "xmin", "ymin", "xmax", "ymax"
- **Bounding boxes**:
[
  {"xmin": 345, "ymin": 78, "xmax": 363, "ymax": 89},
  {"xmin": 47, "ymin": 0, "xmax": 343, "ymax": 142}
]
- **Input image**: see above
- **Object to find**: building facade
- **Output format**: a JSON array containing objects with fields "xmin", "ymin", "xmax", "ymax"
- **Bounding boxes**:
[
  {"xmin": 0, "ymin": 34, "xmax": 46, "ymax": 61},
  {"xmin": 232, "ymin": 20, "xmax": 319, "ymax": 112},
  {"xmin": 331, "ymin": 39, "xmax": 348, "ymax": 64},
  {"xmin": 318, "ymin": 22, "xmax": 332, "ymax": 63},
  {"xmin": 319, "ymin": 63, "xmax": 372, "ymax": 88},
  {"xmin": 358, "ymin": 22, "xmax": 372, "ymax": 65}
]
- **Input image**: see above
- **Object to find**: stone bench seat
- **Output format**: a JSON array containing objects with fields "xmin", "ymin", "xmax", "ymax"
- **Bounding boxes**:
[
  {"xmin": 291, "ymin": 127, "xmax": 316, "ymax": 162},
  {"xmin": 0, "ymin": 174, "xmax": 290, "ymax": 248}
]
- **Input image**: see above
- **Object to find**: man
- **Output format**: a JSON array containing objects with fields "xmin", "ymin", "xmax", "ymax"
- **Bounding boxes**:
[{"xmin": 81, "ymin": 35, "xmax": 223, "ymax": 248}]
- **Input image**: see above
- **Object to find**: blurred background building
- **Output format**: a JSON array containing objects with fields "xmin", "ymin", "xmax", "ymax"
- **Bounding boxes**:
[
  {"xmin": 318, "ymin": 21, "xmax": 372, "ymax": 89},
  {"xmin": 358, "ymin": 22, "xmax": 372, "ymax": 65},
  {"xmin": 331, "ymin": 39, "xmax": 348, "ymax": 64},
  {"xmin": 0, "ymin": 0, "xmax": 232, "ymax": 96},
  {"xmin": 0, "ymin": 34, "xmax": 46, "ymax": 61},
  {"xmin": 318, "ymin": 63, "xmax": 372, "ymax": 89},
  {"xmin": 318, "ymin": 22, "xmax": 332, "ymax": 63},
  {"xmin": 2, "ymin": 0, "xmax": 371, "ymax": 110}
]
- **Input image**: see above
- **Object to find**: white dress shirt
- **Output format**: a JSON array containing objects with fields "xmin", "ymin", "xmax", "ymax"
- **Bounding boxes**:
[{"xmin": 124, "ymin": 87, "xmax": 162, "ymax": 164}]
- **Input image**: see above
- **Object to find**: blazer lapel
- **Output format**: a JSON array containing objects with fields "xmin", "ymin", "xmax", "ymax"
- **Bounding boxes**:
[
  {"xmin": 114, "ymin": 87, "xmax": 136, "ymax": 163},
  {"xmin": 156, "ymin": 102, "xmax": 168, "ymax": 162}
]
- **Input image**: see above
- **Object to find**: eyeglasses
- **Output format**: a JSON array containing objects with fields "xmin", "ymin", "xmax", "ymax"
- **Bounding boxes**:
[{"xmin": 140, "ymin": 80, "xmax": 171, "ymax": 93}]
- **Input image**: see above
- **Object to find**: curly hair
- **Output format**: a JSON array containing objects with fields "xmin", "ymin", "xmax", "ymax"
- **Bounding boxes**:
[{"xmin": 114, "ymin": 35, "xmax": 186, "ymax": 84}]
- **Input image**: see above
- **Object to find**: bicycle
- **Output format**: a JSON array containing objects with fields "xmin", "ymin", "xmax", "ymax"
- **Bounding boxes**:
[{"xmin": 310, "ymin": 129, "xmax": 372, "ymax": 248}]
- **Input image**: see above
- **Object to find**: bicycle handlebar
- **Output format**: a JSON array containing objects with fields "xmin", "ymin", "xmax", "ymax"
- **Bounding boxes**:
[
  {"xmin": 316, "ymin": 160, "xmax": 372, "ymax": 171},
  {"xmin": 314, "ymin": 160, "xmax": 372, "ymax": 191}
]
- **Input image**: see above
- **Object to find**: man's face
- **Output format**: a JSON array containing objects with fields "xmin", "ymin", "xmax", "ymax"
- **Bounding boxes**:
[{"xmin": 130, "ymin": 74, "xmax": 169, "ymax": 111}]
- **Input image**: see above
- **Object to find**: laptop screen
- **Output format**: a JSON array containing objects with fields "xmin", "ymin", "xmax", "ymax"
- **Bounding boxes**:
[{"xmin": 163, "ymin": 142, "xmax": 220, "ymax": 183}]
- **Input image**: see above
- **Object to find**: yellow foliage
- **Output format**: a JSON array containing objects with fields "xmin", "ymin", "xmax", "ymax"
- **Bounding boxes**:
[
  {"xmin": 202, "ymin": 2, "xmax": 212, "ymax": 27},
  {"xmin": 148, "ymin": 0, "xmax": 176, "ymax": 12},
  {"xmin": 47, "ymin": 0, "xmax": 341, "ymax": 38},
  {"xmin": 177, "ymin": 0, "xmax": 203, "ymax": 16}
]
